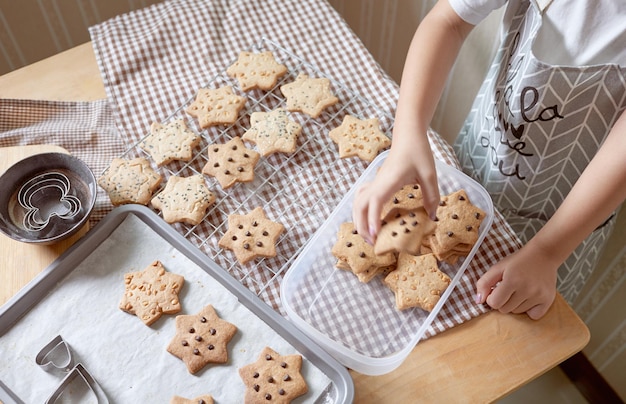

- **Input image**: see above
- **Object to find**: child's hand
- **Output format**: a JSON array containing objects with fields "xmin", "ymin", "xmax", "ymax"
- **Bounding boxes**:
[
  {"xmin": 352, "ymin": 136, "xmax": 440, "ymax": 245},
  {"xmin": 475, "ymin": 242, "xmax": 559, "ymax": 320}
]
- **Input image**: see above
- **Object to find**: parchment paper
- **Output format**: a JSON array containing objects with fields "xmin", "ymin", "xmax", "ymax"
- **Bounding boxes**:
[{"xmin": 0, "ymin": 214, "xmax": 330, "ymax": 403}]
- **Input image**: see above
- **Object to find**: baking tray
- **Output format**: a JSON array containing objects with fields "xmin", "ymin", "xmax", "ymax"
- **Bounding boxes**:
[
  {"xmin": 282, "ymin": 151, "xmax": 494, "ymax": 375},
  {"xmin": 0, "ymin": 204, "xmax": 353, "ymax": 403}
]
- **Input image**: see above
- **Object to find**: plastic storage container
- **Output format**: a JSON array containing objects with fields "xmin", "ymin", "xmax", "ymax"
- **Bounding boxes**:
[{"xmin": 281, "ymin": 151, "xmax": 494, "ymax": 375}]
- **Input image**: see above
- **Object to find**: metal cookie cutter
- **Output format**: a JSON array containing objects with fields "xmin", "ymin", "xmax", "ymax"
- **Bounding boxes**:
[
  {"xmin": 35, "ymin": 335, "xmax": 74, "ymax": 373},
  {"xmin": 45, "ymin": 363, "xmax": 108, "ymax": 404},
  {"xmin": 17, "ymin": 171, "xmax": 82, "ymax": 232},
  {"xmin": 36, "ymin": 335, "xmax": 108, "ymax": 403}
]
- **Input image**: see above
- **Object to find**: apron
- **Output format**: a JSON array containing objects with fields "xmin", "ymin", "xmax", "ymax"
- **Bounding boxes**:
[{"xmin": 453, "ymin": 0, "xmax": 626, "ymax": 304}]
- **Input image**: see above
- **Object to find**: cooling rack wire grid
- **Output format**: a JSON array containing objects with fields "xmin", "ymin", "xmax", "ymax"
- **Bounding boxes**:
[{"xmin": 109, "ymin": 37, "xmax": 395, "ymax": 313}]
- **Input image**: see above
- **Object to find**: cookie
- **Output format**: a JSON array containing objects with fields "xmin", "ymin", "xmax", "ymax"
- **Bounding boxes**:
[
  {"xmin": 202, "ymin": 136, "xmax": 261, "ymax": 189},
  {"xmin": 433, "ymin": 189, "xmax": 486, "ymax": 252},
  {"xmin": 329, "ymin": 115, "xmax": 391, "ymax": 162},
  {"xmin": 380, "ymin": 184, "xmax": 424, "ymax": 220},
  {"xmin": 383, "ymin": 252, "xmax": 451, "ymax": 311},
  {"xmin": 170, "ymin": 395, "xmax": 214, "ymax": 404},
  {"xmin": 167, "ymin": 305, "xmax": 237, "ymax": 374},
  {"xmin": 218, "ymin": 207, "xmax": 285, "ymax": 264},
  {"xmin": 227, "ymin": 51, "xmax": 288, "ymax": 91},
  {"xmin": 119, "ymin": 260, "xmax": 184, "ymax": 326},
  {"xmin": 374, "ymin": 208, "xmax": 436, "ymax": 255},
  {"xmin": 242, "ymin": 108, "xmax": 303, "ymax": 156},
  {"xmin": 422, "ymin": 233, "xmax": 472, "ymax": 265},
  {"xmin": 98, "ymin": 157, "xmax": 162, "ymax": 206},
  {"xmin": 336, "ymin": 259, "xmax": 396, "ymax": 283},
  {"xmin": 186, "ymin": 86, "xmax": 247, "ymax": 128},
  {"xmin": 151, "ymin": 175, "xmax": 216, "ymax": 225},
  {"xmin": 140, "ymin": 119, "xmax": 201, "ymax": 166},
  {"xmin": 279, "ymin": 73, "xmax": 338, "ymax": 118},
  {"xmin": 239, "ymin": 346, "xmax": 308, "ymax": 404},
  {"xmin": 331, "ymin": 222, "xmax": 396, "ymax": 275}
]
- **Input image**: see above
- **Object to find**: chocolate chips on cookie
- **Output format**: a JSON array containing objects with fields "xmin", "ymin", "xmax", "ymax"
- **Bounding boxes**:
[
  {"xmin": 239, "ymin": 346, "xmax": 308, "ymax": 404},
  {"xmin": 167, "ymin": 305, "xmax": 237, "ymax": 374},
  {"xmin": 202, "ymin": 136, "xmax": 261, "ymax": 189},
  {"xmin": 332, "ymin": 222, "xmax": 396, "ymax": 282},
  {"xmin": 218, "ymin": 207, "xmax": 285, "ymax": 265}
]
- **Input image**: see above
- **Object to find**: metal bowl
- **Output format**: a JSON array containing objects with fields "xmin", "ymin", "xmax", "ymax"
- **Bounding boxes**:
[{"xmin": 0, "ymin": 153, "xmax": 97, "ymax": 244}]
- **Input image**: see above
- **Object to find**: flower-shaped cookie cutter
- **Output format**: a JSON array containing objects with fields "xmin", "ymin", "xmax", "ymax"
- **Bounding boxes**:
[
  {"xmin": 17, "ymin": 171, "xmax": 81, "ymax": 232},
  {"xmin": 36, "ymin": 335, "xmax": 108, "ymax": 403}
]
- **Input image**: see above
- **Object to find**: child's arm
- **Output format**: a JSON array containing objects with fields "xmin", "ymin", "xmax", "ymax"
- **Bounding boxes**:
[
  {"xmin": 476, "ymin": 111, "xmax": 626, "ymax": 319},
  {"xmin": 352, "ymin": 0, "xmax": 475, "ymax": 244}
]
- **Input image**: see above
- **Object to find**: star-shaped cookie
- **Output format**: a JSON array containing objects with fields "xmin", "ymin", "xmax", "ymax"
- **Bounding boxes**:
[
  {"xmin": 374, "ymin": 208, "xmax": 436, "ymax": 255},
  {"xmin": 331, "ymin": 222, "xmax": 396, "ymax": 275},
  {"xmin": 151, "ymin": 175, "xmax": 216, "ymax": 225},
  {"xmin": 119, "ymin": 261, "xmax": 184, "ymax": 326},
  {"xmin": 218, "ymin": 207, "xmax": 285, "ymax": 264},
  {"xmin": 384, "ymin": 252, "xmax": 451, "ymax": 311},
  {"xmin": 226, "ymin": 51, "xmax": 288, "ymax": 91},
  {"xmin": 185, "ymin": 86, "xmax": 247, "ymax": 128},
  {"xmin": 139, "ymin": 119, "xmax": 201, "ymax": 166},
  {"xmin": 279, "ymin": 73, "xmax": 338, "ymax": 118},
  {"xmin": 98, "ymin": 157, "xmax": 162, "ymax": 206},
  {"xmin": 380, "ymin": 184, "xmax": 424, "ymax": 220},
  {"xmin": 329, "ymin": 115, "xmax": 391, "ymax": 162},
  {"xmin": 170, "ymin": 395, "xmax": 214, "ymax": 404},
  {"xmin": 432, "ymin": 189, "xmax": 486, "ymax": 252},
  {"xmin": 242, "ymin": 108, "xmax": 302, "ymax": 156},
  {"xmin": 202, "ymin": 136, "xmax": 260, "ymax": 189},
  {"xmin": 167, "ymin": 305, "xmax": 237, "ymax": 374},
  {"xmin": 239, "ymin": 347, "xmax": 308, "ymax": 404}
]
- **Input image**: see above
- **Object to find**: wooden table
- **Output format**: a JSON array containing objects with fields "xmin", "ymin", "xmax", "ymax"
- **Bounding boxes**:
[{"xmin": 0, "ymin": 42, "xmax": 590, "ymax": 403}]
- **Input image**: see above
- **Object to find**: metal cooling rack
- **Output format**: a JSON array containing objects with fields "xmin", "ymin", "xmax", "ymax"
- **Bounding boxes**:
[{"xmin": 111, "ymin": 37, "xmax": 395, "ymax": 312}]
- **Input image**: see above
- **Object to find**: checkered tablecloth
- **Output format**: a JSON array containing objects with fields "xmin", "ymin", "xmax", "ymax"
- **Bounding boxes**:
[{"xmin": 1, "ymin": 0, "xmax": 522, "ymax": 341}]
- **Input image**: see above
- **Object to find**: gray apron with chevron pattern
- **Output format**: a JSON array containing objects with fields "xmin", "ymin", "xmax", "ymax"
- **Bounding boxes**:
[{"xmin": 453, "ymin": 0, "xmax": 626, "ymax": 304}]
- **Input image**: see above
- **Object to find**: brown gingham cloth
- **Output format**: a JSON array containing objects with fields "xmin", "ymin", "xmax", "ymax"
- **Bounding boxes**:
[{"xmin": 1, "ymin": 0, "xmax": 522, "ymax": 342}]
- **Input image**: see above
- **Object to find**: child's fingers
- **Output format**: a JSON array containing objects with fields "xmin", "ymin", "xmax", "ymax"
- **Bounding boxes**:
[
  {"xmin": 475, "ymin": 265, "xmax": 504, "ymax": 305},
  {"xmin": 526, "ymin": 303, "xmax": 551, "ymax": 320},
  {"xmin": 420, "ymin": 179, "xmax": 441, "ymax": 221},
  {"xmin": 352, "ymin": 184, "xmax": 372, "ymax": 242}
]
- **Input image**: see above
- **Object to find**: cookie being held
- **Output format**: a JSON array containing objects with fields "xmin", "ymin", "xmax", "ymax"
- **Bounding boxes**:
[
  {"xmin": 329, "ymin": 115, "xmax": 390, "ymax": 162},
  {"xmin": 380, "ymin": 184, "xmax": 424, "ymax": 220},
  {"xmin": 227, "ymin": 51, "xmax": 288, "ymax": 91},
  {"xmin": 119, "ymin": 260, "xmax": 184, "ymax": 326},
  {"xmin": 98, "ymin": 157, "xmax": 162, "ymax": 206},
  {"xmin": 167, "ymin": 305, "xmax": 237, "ymax": 374},
  {"xmin": 279, "ymin": 73, "xmax": 338, "ymax": 118},
  {"xmin": 218, "ymin": 207, "xmax": 285, "ymax": 264},
  {"xmin": 239, "ymin": 346, "xmax": 308, "ymax": 404},
  {"xmin": 374, "ymin": 208, "xmax": 436, "ymax": 256}
]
